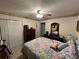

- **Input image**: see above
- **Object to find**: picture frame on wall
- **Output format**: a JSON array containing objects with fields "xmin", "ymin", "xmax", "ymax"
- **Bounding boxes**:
[{"xmin": 77, "ymin": 21, "xmax": 79, "ymax": 32}]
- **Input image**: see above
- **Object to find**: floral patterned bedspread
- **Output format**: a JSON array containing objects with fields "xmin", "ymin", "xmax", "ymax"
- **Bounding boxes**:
[
  {"xmin": 57, "ymin": 40, "xmax": 77, "ymax": 59},
  {"xmin": 22, "ymin": 37, "xmax": 77, "ymax": 59}
]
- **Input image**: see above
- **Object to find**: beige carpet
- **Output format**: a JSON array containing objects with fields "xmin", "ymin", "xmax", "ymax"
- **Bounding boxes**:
[{"xmin": 10, "ymin": 45, "xmax": 24, "ymax": 59}]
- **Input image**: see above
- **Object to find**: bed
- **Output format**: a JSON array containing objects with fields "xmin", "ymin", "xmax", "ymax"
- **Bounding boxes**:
[{"xmin": 22, "ymin": 37, "xmax": 77, "ymax": 59}]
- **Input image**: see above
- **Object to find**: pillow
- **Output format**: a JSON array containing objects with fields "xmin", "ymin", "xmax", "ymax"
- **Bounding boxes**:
[
  {"xmin": 65, "ymin": 35, "xmax": 74, "ymax": 41},
  {"xmin": 50, "ymin": 40, "xmax": 68, "ymax": 51},
  {"xmin": 59, "ymin": 39, "xmax": 77, "ymax": 59},
  {"xmin": 58, "ymin": 39, "xmax": 74, "ymax": 51},
  {"xmin": 51, "ymin": 40, "xmax": 63, "ymax": 48},
  {"xmin": 67, "ymin": 39, "xmax": 74, "ymax": 46},
  {"xmin": 58, "ymin": 43, "xmax": 68, "ymax": 51},
  {"xmin": 50, "ymin": 40, "xmax": 58, "ymax": 49}
]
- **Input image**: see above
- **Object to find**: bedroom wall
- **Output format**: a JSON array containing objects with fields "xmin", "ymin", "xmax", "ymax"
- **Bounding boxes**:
[
  {"xmin": 0, "ymin": 14, "xmax": 37, "ymax": 29},
  {"xmin": 41, "ymin": 16, "xmax": 76, "ymax": 37},
  {"xmin": 0, "ymin": 14, "xmax": 37, "ymax": 48},
  {"xmin": 76, "ymin": 15, "xmax": 79, "ymax": 39}
]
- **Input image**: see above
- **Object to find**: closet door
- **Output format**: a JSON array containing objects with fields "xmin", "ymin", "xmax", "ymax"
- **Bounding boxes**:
[
  {"xmin": 7, "ymin": 20, "xmax": 23, "ymax": 48},
  {"xmin": 40, "ymin": 23, "xmax": 45, "ymax": 36},
  {"xmin": 36, "ymin": 21, "xmax": 41, "ymax": 37},
  {"xmin": 0, "ymin": 20, "xmax": 9, "ymax": 47}
]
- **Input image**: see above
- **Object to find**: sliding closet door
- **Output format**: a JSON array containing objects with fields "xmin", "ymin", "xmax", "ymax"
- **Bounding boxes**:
[
  {"xmin": 7, "ymin": 20, "xmax": 23, "ymax": 48},
  {"xmin": 0, "ymin": 20, "xmax": 10, "ymax": 48},
  {"xmin": 0, "ymin": 19, "xmax": 10, "ymax": 47}
]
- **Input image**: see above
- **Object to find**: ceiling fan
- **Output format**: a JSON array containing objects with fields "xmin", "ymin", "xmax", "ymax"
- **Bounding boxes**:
[{"xmin": 36, "ymin": 10, "xmax": 52, "ymax": 18}]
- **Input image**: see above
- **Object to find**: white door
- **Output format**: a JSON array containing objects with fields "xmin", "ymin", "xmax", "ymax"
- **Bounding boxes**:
[
  {"xmin": 36, "ymin": 21, "xmax": 41, "ymax": 37},
  {"xmin": 40, "ymin": 23, "xmax": 45, "ymax": 36}
]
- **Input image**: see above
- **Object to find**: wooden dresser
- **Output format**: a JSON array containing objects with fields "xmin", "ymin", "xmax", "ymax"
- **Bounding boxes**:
[
  {"xmin": 44, "ymin": 22, "xmax": 67, "ymax": 43},
  {"xmin": 23, "ymin": 25, "xmax": 35, "ymax": 43}
]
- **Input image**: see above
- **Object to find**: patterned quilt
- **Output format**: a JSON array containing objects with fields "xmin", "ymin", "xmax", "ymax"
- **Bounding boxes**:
[{"xmin": 22, "ymin": 37, "xmax": 77, "ymax": 59}]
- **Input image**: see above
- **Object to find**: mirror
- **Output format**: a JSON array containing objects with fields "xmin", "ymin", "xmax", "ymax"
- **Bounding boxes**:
[{"xmin": 50, "ymin": 23, "xmax": 59, "ymax": 36}]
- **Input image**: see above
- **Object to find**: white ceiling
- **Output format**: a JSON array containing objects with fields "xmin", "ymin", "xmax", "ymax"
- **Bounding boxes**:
[{"xmin": 0, "ymin": 0, "xmax": 78, "ymax": 20}]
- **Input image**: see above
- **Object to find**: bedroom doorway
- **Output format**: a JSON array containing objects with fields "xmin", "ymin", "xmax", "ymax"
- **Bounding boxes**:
[{"xmin": 40, "ymin": 23, "xmax": 45, "ymax": 36}]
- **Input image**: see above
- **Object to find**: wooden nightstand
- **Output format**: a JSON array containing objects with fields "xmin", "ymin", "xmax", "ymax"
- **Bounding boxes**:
[
  {"xmin": 0, "ymin": 45, "xmax": 7, "ymax": 59},
  {"xmin": 0, "ymin": 40, "xmax": 11, "ymax": 59}
]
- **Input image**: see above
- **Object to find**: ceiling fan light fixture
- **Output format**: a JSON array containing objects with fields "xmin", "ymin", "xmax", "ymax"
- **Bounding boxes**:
[
  {"xmin": 36, "ymin": 10, "xmax": 44, "ymax": 18},
  {"xmin": 36, "ymin": 14, "xmax": 43, "ymax": 18},
  {"xmin": 37, "ymin": 10, "xmax": 44, "ymax": 14}
]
